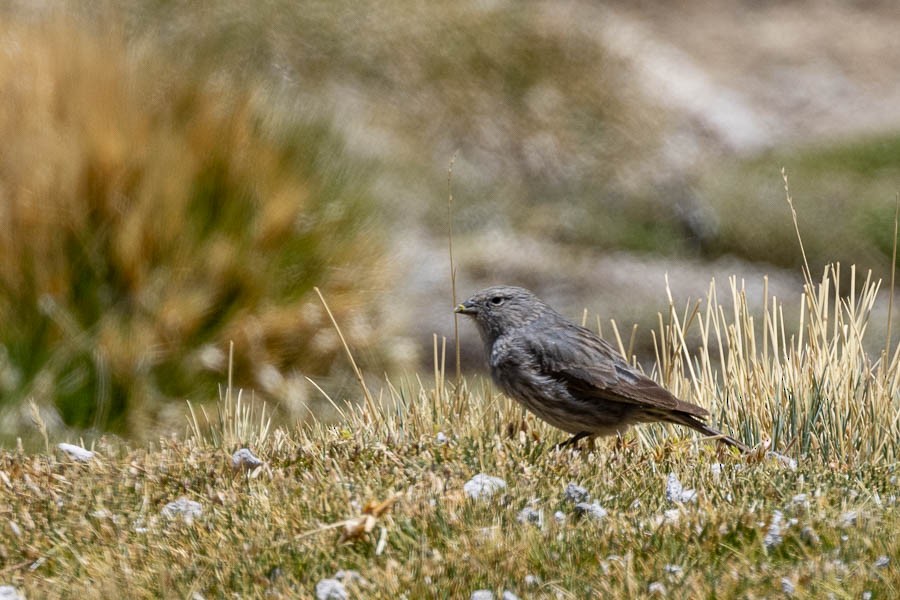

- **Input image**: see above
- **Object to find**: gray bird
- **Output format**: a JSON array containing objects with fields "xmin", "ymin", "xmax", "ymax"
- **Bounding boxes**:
[{"xmin": 455, "ymin": 285, "xmax": 748, "ymax": 452}]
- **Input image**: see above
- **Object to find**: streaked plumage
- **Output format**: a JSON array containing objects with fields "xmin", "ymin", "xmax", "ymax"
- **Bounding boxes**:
[{"xmin": 456, "ymin": 285, "xmax": 748, "ymax": 451}]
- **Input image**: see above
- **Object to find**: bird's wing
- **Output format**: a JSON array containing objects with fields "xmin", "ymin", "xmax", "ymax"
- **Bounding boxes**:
[{"xmin": 527, "ymin": 323, "xmax": 708, "ymax": 418}]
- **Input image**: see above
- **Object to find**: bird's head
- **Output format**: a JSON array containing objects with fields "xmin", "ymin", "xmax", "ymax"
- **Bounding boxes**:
[{"xmin": 455, "ymin": 285, "xmax": 549, "ymax": 342}]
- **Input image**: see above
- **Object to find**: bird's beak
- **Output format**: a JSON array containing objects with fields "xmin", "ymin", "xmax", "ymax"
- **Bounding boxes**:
[{"xmin": 455, "ymin": 300, "xmax": 477, "ymax": 315}]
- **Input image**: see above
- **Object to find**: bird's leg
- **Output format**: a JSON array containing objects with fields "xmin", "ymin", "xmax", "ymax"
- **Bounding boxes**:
[{"xmin": 554, "ymin": 431, "xmax": 591, "ymax": 451}]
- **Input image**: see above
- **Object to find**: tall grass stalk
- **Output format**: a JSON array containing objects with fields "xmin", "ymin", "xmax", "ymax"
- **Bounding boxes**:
[
  {"xmin": 642, "ymin": 264, "xmax": 899, "ymax": 462},
  {"xmin": 187, "ymin": 342, "xmax": 271, "ymax": 451}
]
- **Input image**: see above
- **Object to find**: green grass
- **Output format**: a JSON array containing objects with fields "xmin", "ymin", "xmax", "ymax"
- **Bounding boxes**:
[
  {"xmin": 697, "ymin": 132, "xmax": 900, "ymax": 276},
  {"xmin": 3, "ymin": 264, "xmax": 900, "ymax": 597},
  {"xmin": 5, "ymin": 422, "xmax": 899, "ymax": 598}
]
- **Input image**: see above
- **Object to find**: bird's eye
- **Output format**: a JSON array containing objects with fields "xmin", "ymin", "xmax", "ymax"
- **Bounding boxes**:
[{"xmin": 489, "ymin": 296, "xmax": 504, "ymax": 306}]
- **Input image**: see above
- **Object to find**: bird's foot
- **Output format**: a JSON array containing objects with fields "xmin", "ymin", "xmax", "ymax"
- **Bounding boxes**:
[{"xmin": 554, "ymin": 431, "xmax": 591, "ymax": 451}]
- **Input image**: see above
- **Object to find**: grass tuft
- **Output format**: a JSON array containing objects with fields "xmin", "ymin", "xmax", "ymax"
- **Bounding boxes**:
[{"xmin": 0, "ymin": 16, "xmax": 386, "ymax": 438}]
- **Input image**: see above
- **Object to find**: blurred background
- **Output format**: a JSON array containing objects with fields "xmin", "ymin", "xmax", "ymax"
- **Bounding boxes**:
[{"xmin": 2, "ymin": 0, "xmax": 900, "ymax": 444}]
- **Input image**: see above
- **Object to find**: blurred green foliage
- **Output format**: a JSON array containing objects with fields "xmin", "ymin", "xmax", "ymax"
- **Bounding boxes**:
[
  {"xmin": 698, "ymin": 134, "xmax": 900, "ymax": 275},
  {"xmin": 0, "ymin": 19, "xmax": 384, "ymax": 433}
]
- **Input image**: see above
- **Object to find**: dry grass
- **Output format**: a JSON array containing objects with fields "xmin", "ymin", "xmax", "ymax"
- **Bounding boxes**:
[
  {"xmin": 0, "ymin": 17, "xmax": 386, "ymax": 436},
  {"xmin": 2, "ymin": 264, "xmax": 899, "ymax": 597},
  {"xmin": 642, "ymin": 264, "xmax": 900, "ymax": 463}
]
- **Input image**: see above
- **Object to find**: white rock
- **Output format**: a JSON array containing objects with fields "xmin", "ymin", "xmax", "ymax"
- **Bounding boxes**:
[
  {"xmin": 162, "ymin": 497, "xmax": 203, "ymax": 524},
  {"xmin": 767, "ymin": 451, "xmax": 797, "ymax": 470},
  {"xmin": 517, "ymin": 507, "xmax": 543, "ymax": 527},
  {"xmin": 648, "ymin": 581, "xmax": 666, "ymax": 596},
  {"xmin": 663, "ymin": 509, "xmax": 680, "ymax": 523},
  {"xmin": 840, "ymin": 511, "xmax": 859, "ymax": 527},
  {"xmin": 471, "ymin": 591, "xmax": 494, "ymax": 600},
  {"xmin": 133, "ymin": 517, "xmax": 149, "ymax": 534},
  {"xmin": 553, "ymin": 510, "xmax": 566, "ymax": 523},
  {"xmin": 564, "ymin": 482, "xmax": 589, "ymax": 503},
  {"xmin": 58, "ymin": 443, "xmax": 94, "ymax": 462},
  {"xmin": 464, "ymin": 474, "xmax": 506, "ymax": 500},
  {"xmin": 781, "ymin": 577, "xmax": 795, "ymax": 595},
  {"xmin": 764, "ymin": 510, "xmax": 783, "ymax": 549},
  {"xmin": 800, "ymin": 526, "xmax": 820, "ymax": 545},
  {"xmin": 665, "ymin": 473, "xmax": 696, "ymax": 504},
  {"xmin": 664, "ymin": 564, "xmax": 683, "ymax": 576},
  {"xmin": 334, "ymin": 569, "xmax": 368, "ymax": 586},
  {"xmin": 231, "ymin": 448, "xmax": 263, "ymax": 471},
  {"xmin": 315, "ymin": 578, "xmax": 347, "ymax": 600},
  {"xmin": 0, "ymin": 586, "xmax": 23, "ymax": 600},
  {"xmin": 502, "ymin": 592, "xmax": 519, "ymax": 600},
  {"xmin": 435, "ymin": 431, "xmax": 449, "ymax": 444},
  {"xmin": 874, "ymin": 555, "xmax": 890, "ymax": 569},
  {"xmin": 574, "ymin": 502, "xmax": 607, "ymax": 520}
]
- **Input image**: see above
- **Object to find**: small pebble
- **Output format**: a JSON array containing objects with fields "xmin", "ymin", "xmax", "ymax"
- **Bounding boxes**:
[
  {"xmin": 0, "ymin": 586, "xmax": 23, "ymax": 600},
  {"xmin": 464, "ymin": 474, "xmax": 506, "ymax": 500},
  {"xmin": 58, "ymin": 443, "xmax": 94, "ymax": 462},
  {"xmin": 874, "ymin": 555, "xmax": 890, "ymax": 569},
  {"xmin": 800, "ymin": 526, "xmax": 820, "ymax": 545},
  {"xmin": 665, "ymin": 473, "xmax": 697, "ymax": 504},
  {"xmin": 663, "ymin": 509, "xmax": 680, "ymax": 523},
  {"xmin": 664, "ymin": 564, "xmax": 683, "ymax": 576},
  {"xmin": 564, "ymin": 482, "xmax": 589, "ymax": 503},
  {"xmin": 648, "ymin": 582, "xmax": 666, "ymax": 596},
  {"xmin": 840, "ymin": 511, "xmax": 858, "ymax": 527},
  {"xmin": 435, "ymin": 431, "xmax": 449, "ymax": 445},
  {"xmin": 524, "ymin": 574, "xmax": 541, "ymax": 587},
  {"xmin": 161, "ymin": 497, "xmax": 203, "ymax": 524},
  {"xmin": 764, "ymin": 510, "xmax": 783, "ymax": 549},
  {"xmin": 231, "ymin": 448, "xmax": 263, "ymax": 471},
  {"xmin": 471, "ymin": 591, "xmax": 494, "ymax": 600},
  {"xmin": 502, "ymin": 592, "xmax": 519, "ymax": 600},
  {"xmin": 553, "ymin": 510, "xmax": 566, "ymax": 523},
  {"xmin": 517, "ymin": 507, "xmax": 543, "ymax": 527},
  {"xmin": 791, "ymin": 493, "xmax": 808, "ymax": 505},
  {"xmin": 710, "ymin": 463, "xmax": 723, "ymax": 478},
  {"xmin": 335, "ymin": 569, "xmax": 369, "ymax": 586},
  {"xmin": 863, "ymin": 592, "xmax": 873, "ymax": 600},
  {"xmin": 132, "ymin": 518, "xmax": 149, "ymax": 534},
  {"xmin": 574, "ymin": 502, "xmax": 607, "ymax": 520},
  {"xmin": 315, "ymin": 578, "xmax": 347, "ymax": 600},
  {"xmin": 781, "ymin": 577, "xmax": 795, "ymax": 595},
  {"xmin": 768, "ymin": 451, "xmax": 798, "ymax": 470}
]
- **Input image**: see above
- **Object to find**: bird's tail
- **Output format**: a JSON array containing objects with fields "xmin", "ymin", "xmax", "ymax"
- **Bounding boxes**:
[{"xmin": 674, "ymin": 413, "xmax": 750, "ymax": 453}]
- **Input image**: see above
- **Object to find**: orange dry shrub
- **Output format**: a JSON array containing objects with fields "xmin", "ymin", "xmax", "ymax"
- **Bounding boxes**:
[{"xmin": 0, "ymin": 19, "xmax": 385, "ymax": 434}]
